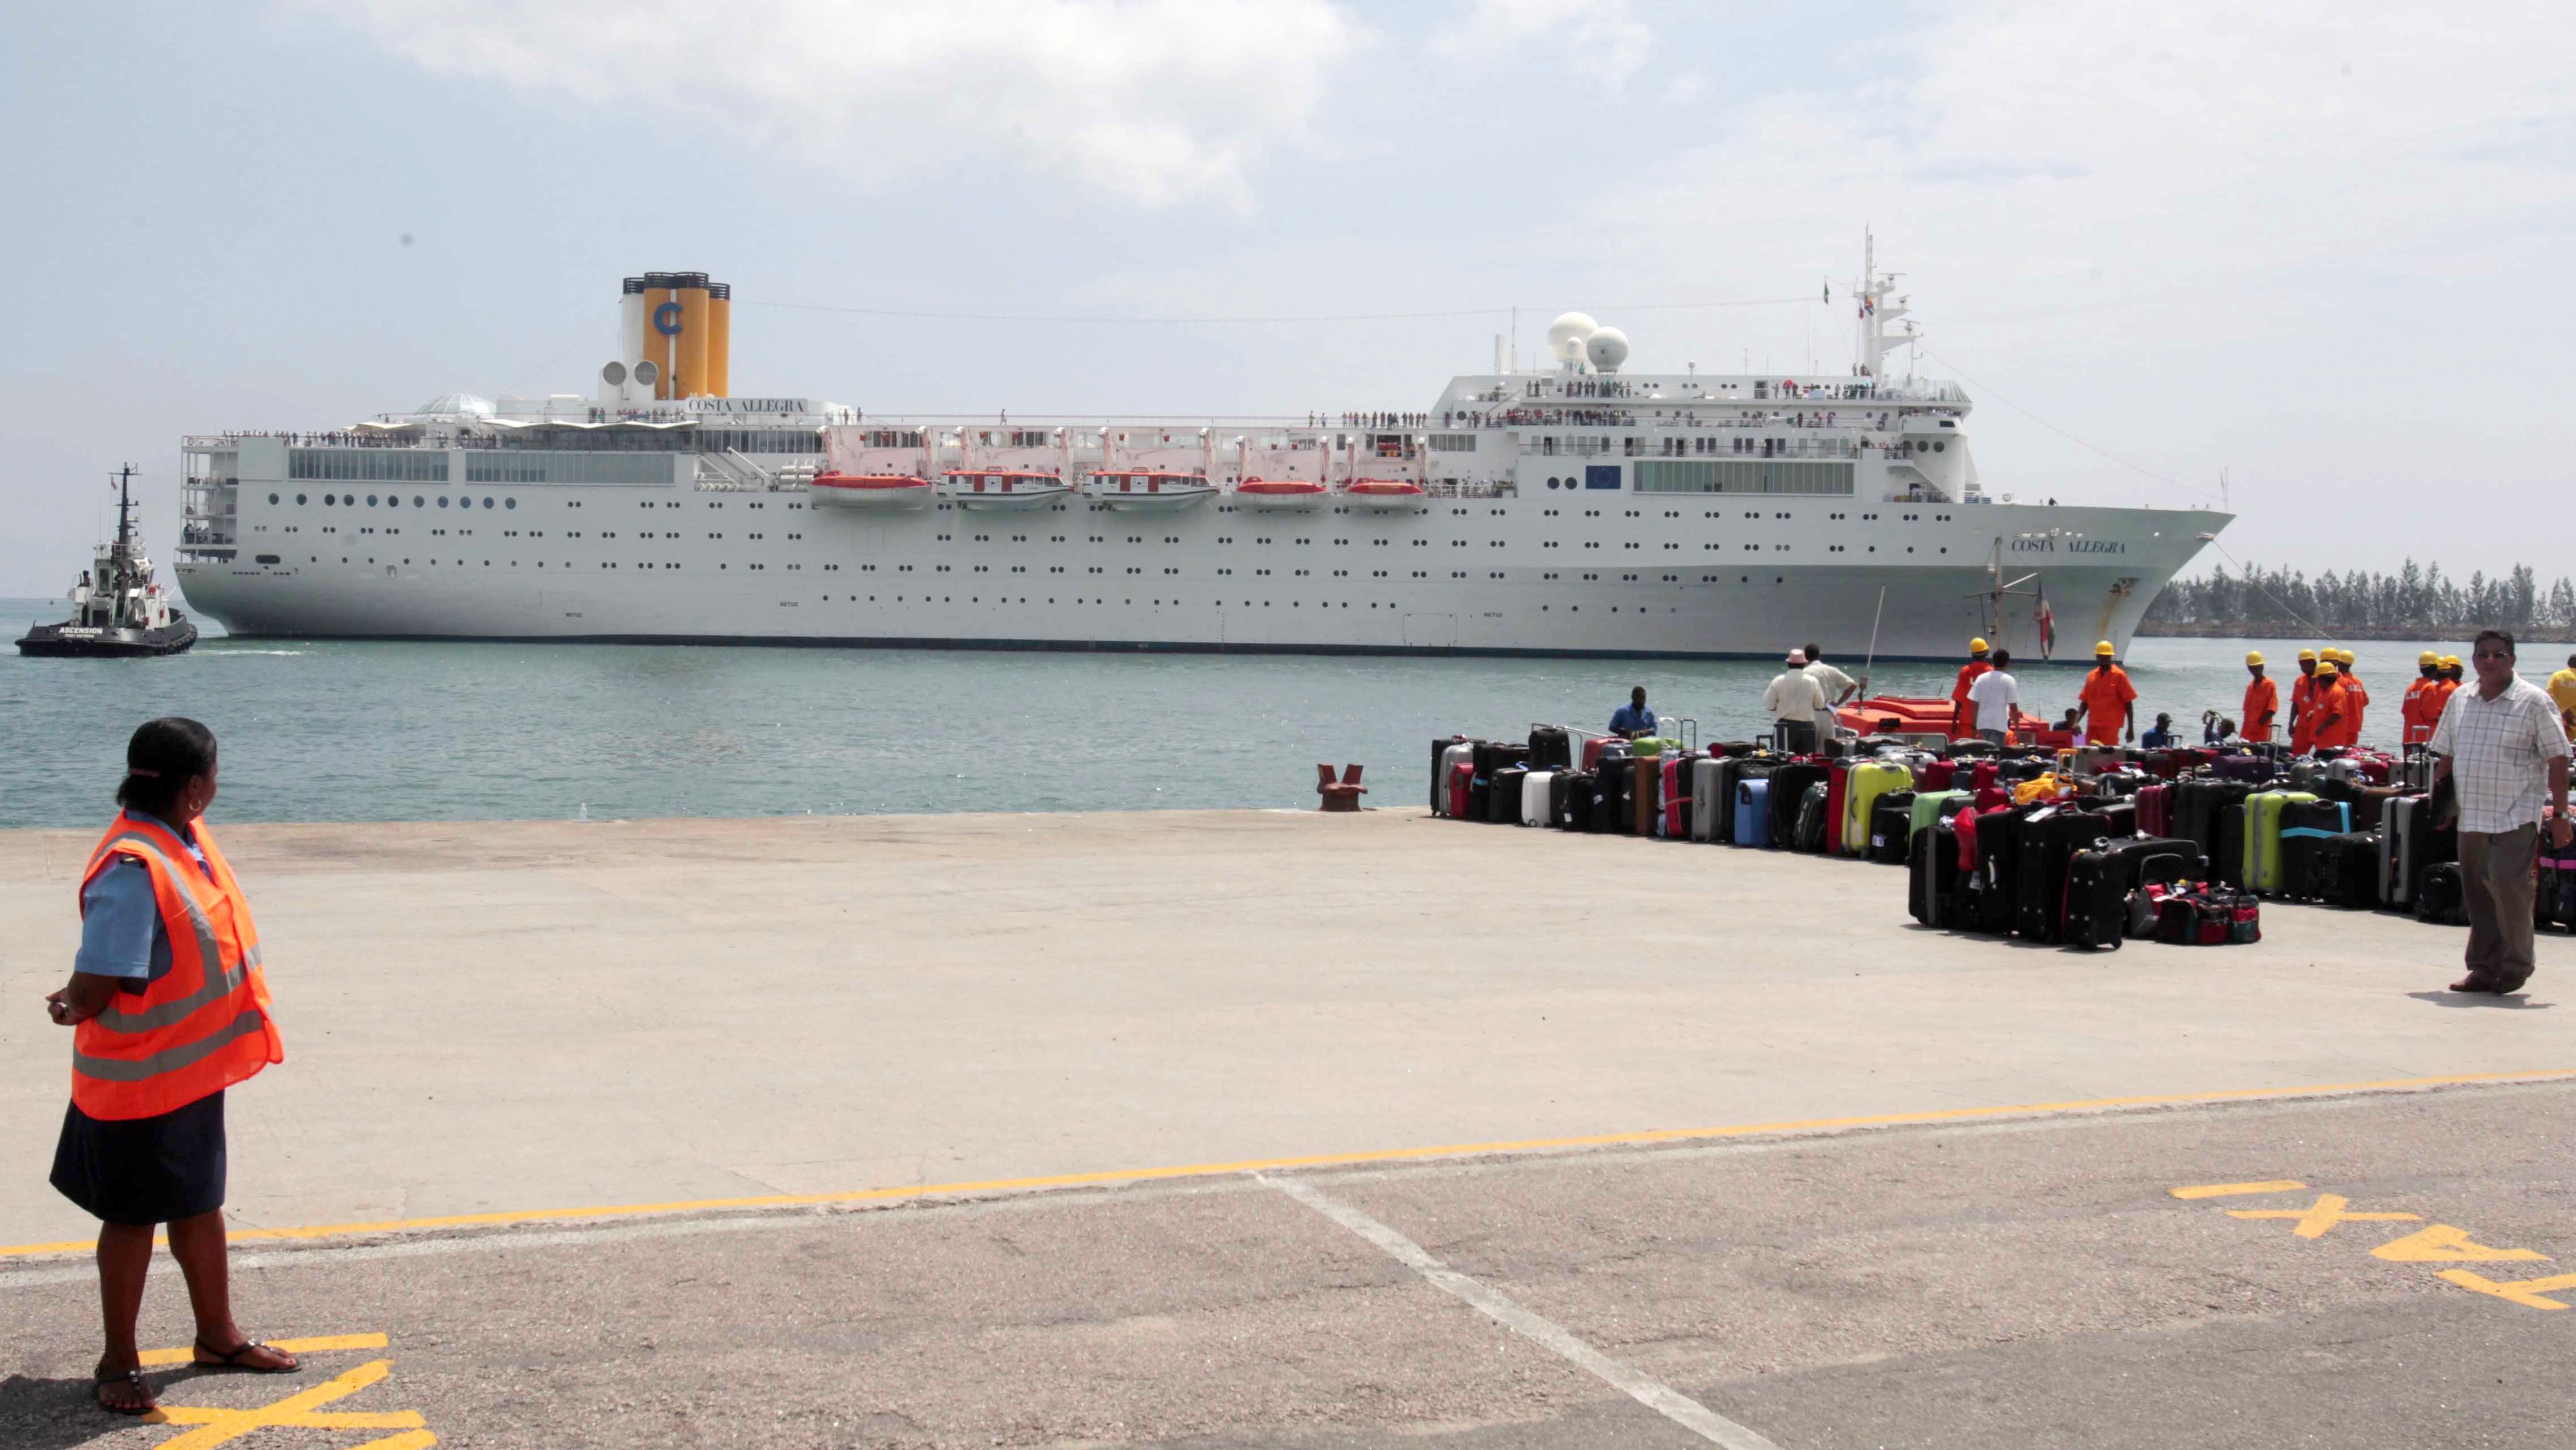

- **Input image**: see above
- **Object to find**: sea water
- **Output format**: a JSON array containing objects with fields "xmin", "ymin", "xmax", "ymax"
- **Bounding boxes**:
[{"xmin": 0, "ymin": 598, "xmax": 2495, "ymax": 827}]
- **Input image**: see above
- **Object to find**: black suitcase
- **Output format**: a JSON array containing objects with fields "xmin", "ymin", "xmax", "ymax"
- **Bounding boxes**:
[
  {"xmin": 1970, "ymin": 808, "xmax": 2024, "ymax": 935},
  {"xmin": 2175, "ymin": 779, "xmax": 2254, "ymax": 861},
  {"xmin": 1549, "ymin": 769, "xmax": 1591, "ymax": 830},
  {"xmin": 1709, "ymin": 756, "xmax": 1774, "ymax": 844},
  {"xmin": 1487, "ymin": 766, "xmax": 1529, "ymax": 825},
  {"xmin": 2216, "ymin": 803, "xmax": 2248, "ymax": 888},
  {"xmin": 1910, "ymin": 818, "xmax": 1962, "ymax": 927},
  {"xmin": 1792, "ymin": 781, "xmax": 1831, "ymax": 853},
  {"xmin": 2015, "ymin": 807, "xmax": 2114, "ymax": 944},
  {"xmin": 2382, "ymin": 793, "xmax": 2455, "ymax": 906},
  {"xmin": 1527, "ymin": 727, "xmax": 1573, "ymax": 772},
  {"xmin": 2094, "ymin": 800, "xmax": 2140, "ymax": 839},
  {"xmin": 2415, "ymin": 861, "xmax": 2468, "ymax": 926},
  {"xmin": 2275, "ymin": 799, "xmax": 2351, "ymax": 901},
  {"xmin": 2315, "ymin": 830, "xmax": 2382, "ymax": 909},
  {"xmin": 2066, "ymin": 836, "xmax": 2206, "ymax": 950},
  {"xmin": 1591, "ymin": 757, "xmax": 1635, "ymax": 834},
  {"xmin": 1768, "ymin": 763, "xmax": 1828, "ymax": 848},
  {"xmin": 1867, "ymin": 792, "xmax": 1917, "ymax": 865}
]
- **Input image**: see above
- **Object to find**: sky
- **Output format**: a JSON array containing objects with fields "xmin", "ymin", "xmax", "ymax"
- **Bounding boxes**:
[{"xmin": 4, "ymin": 0, "xmax": 2573, "ymax": 595}]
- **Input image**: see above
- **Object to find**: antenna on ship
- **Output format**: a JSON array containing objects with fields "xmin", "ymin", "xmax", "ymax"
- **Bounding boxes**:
[{"xmin": 112, "ymin": 463, "xmax": 138, "ymax": 600}]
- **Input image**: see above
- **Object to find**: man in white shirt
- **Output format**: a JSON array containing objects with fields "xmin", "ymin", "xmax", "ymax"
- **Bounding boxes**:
[
  {"xmin": 2429, "ymin": 629, "xmax": 2574, "ymax": 994},
  {"xmin": 1802, "ymin": 642, "xmax": 1859, "ymax": 743},
  {"xmin": 1965, "ymin": 649, "xmax": 2022, "ymax": 744},
  {"xmin": 1764, "ymin": 649, "xmax": 1829, "ymax": 753}
]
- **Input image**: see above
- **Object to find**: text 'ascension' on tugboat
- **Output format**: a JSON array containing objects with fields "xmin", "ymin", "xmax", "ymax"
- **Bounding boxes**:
[{"xmin": 16, "ymin": 465, "xmax": 200, "ymax": 658}]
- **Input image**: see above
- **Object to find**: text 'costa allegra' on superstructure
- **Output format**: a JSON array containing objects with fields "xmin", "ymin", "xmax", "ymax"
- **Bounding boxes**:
[{"xmin": 171, "ymin": 246, "xmax": 2228, "ymax": 659}]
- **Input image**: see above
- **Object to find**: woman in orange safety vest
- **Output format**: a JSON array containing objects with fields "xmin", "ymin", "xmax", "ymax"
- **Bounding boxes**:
[{"xmin": 44, "ymin": 719, "xmax": 296, "ymax": 1416}]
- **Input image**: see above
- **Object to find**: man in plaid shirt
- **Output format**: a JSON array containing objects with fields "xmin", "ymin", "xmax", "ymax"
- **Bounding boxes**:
[{"xmin": 2430, "ymin": 629, "xmax": 2574, "ymax": 993}]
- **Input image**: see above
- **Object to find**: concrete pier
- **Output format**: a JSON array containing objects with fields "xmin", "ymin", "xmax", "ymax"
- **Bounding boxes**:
[{"xmin": 3, "ymin": 808, "xmax": 2571, "ymax": 1446}]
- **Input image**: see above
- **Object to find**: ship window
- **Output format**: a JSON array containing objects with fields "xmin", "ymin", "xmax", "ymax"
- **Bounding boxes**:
[
  {"xmin": 296, "ymin": 494, "xmax": 308, "ymax": 505},
  {"xmin": 268, "ymin": 493, "xmax": 278, "ymax": 505},
  {"xmin": 506, "ymin": 498, "xmax": 517, "ymax": 510},
  {"xmin": 414, "ymin": 496, "xmax": 425, "ymax": 507},
  {"xmin": 366, "ymin": 494, "xmax": 378, "ymax": 506},
  {"xmin": 438, "ymin": 497, "xmax": 449, "ymax": 508},
  {"xmin": 483, "ymin": 498, "xmax": 495, "ymax": 509}
]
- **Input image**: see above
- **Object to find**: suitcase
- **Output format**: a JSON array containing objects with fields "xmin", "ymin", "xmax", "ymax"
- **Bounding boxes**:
[
  {"xmin": 1467, "ymin": 773, "xmax": 1492, "ymax": 825},
  {"xmin": 1867, "ymin": 792, "xmax": 1917, "ymax": 864},
  {"xmin": 1917, "ymin": 759, "xmax": 1958, "ymax": 792},
  {"xmin": 1446, "ymin": 759, "xmax": 1476, "ymax": 821},
  {"xmin": 1690, "ymin": 757, "xmax": 1725, "ymax": 842},
  {"xmin": 1969, "ymin": 808, "xmax": 2025, "ymax": 934},
  {"xmin": 2245, "ymin": 790, "xmax": 2320, "ymax": 895},
  {"xmin": 2415, "ymin": 862, "xmax": 2468, "ymax": 926},
  {"xmin": 2174, "ymin": 779, "xmax": 2254, "ymax": 861},
  {"xmin": 1633, "ymin": 756, "xmax": 1663, "ymax": 837},
  {"xmin": 2067, "ymin": 837, "xmax": 2207, "ymax": 950},
  {"xmin": 1910, "ymin": 789, "xmax": 1970, "ymax": 842},
  {"xmin": 1488, "ymin": 766, "xmax": 1530, "ymax": 825},
  {"xmin": 2315, "ymin": 830, "xmax": 2383, "ymax": 909},
  {"xmin": 2330, "ymin": 782, "xmax": 2406, "ymax": 830},
  {"xmin": 1768, "ymin": 764, "xmax": 1829, "ymax": 849},
  {"xmin": 2216, "ymin": 803, "xmax": 2248, "ymax": 888},
  {"xmin": 1843, "ymin": 761, "xmax": 1914, "ymax": 858},
  {"xmin": 2136, "ymin": 782, "xmax": 2175, "ymax": 839},
  {"xmin": 2537, "ymin": 829, "xmax": 2576, "ymax": 928},
  {"xmin": 1593, "ymin": 756, "xmax": 1635, "ymax": 834},
  {"xmin": 1581, "ymin": 736, "xmax": 1622, "ymax": 772},
  {"xmin": 1793, "ymin": 781, "xmax": 1832, "ymax": 853},
  {"xmin": 1550, "ymin": 769, "xmax": 1591, "ymax": 830},
  {"xmin": 2275, "ymin": 799, "xmax": 2351, "ymax": 901},
  {"xmin": 1434, "ymin": 741, "xmax": 1475, "ymax": 815},
  {"xmin": 2015, "ymin": 807, "xmax": 2114, "ymax": 943},
  {"xmin": 2157, "ymin": 887, "xmax": 2263, "ymax": 944},
  {"xmin": 1711, "ymin": 756, "xmax": 1778, "ymax": 845},
  {"xmin": 1910, "ymin": 817, "xmax": 1962, "ymax": 927},
  {"xmin": 1520, "ymin": 769, "xmax": 1556, "ymax": 827},
  {"xmin": 1527, "ymin": 726, "xmax": 1573, "ymax": 771},
  {"xmin": 1971, "ymin": 760, "xmax": 2001, "ymax": 794},
  {"xmin": 1734, "ymin": 778, "xmax": 1773, "ymax": 847},
  {"xmin": 2215, "ymin": 754, "xmax": 2275, "ymax": 783},
  {"xmin": 1824, "ymin": 759, "xmax": 1854, "ymax": 856},
  {"xmin": 1663, "ymin": 756, "xmax": 1691, "ymax": 839},
  {"xmin": 2095, "ymin": 799, "xmax": 2140, "ymax": 840}
]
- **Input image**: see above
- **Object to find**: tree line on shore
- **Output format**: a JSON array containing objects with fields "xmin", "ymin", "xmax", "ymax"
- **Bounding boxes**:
[{"xmin": 2138, "ymin": 560, "xmax": 2576, "ymax": 642}]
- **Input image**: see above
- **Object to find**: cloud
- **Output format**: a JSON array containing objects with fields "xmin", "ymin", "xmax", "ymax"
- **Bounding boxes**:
[
  {"xmin": 1432, "ymin": 0, "xmax": 1652, "ymax": 86},
  {"xmin": 307, "ymin": 0, "xmax": 1363, "ymax": 207}
]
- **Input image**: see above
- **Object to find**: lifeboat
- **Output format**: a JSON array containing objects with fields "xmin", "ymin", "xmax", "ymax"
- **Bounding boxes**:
[
  {"xmin": 1341, "ymin": 478, "xmax": 1427, "ymax": 511},
  {"xmin": 1082, "ymin": 470, "xmax": 1218, "ymax": 512},
  {"xmin": 1836, "ymin": 694, "xmax": 1962, "ymax": 742},
  {"xmin": 938, "ymin": 470, "xmax": 1071, "ymax": 511},
  {"xmin": 810, "ymin": 471, "xmax": 933, "ymax": 510},
  {"xmin": 1236, "ymin": 478, "xmax": 1329, "ymax": 511}
]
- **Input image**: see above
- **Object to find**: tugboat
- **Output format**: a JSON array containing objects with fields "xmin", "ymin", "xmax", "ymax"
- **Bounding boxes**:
[{"xmin": 16, "ymin": 465, "xmax": 199, "ymax": 658}]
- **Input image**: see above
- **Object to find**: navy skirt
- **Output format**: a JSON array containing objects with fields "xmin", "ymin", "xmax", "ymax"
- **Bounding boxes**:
[{"xmin": 50, "ymin": 1089, "xmax": 227, "ymax": 1226}]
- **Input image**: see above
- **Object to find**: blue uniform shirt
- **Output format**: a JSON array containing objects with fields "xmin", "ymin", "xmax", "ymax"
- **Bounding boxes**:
[
  {"xmin": 2140, "ymin": 726, "xmax": 2176, "ymax": 748},
  {"xmin": 75, "ymin": 812, "xmax": 208, "ymax": 985},
  {"xmin": 1610, "ymin": 704, "xmax": 1657, "ymax": 735}
]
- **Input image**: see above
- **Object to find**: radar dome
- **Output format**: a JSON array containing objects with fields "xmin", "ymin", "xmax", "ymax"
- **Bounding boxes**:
[
  {"xmin": 1584, "ymin": 327, "xmax": 1630, "ymax": 373},
  {"xmin": 415, "ymin": 392, "xmax": 496, "ymax": 419},
  {"xmin": 1545, "ymin": 312, "xmax": 1598, "ymax": 363}
]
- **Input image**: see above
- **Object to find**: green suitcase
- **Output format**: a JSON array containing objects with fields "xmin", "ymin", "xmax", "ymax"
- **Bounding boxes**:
[
  {"xmin": 2245, "ymin": 790, "xmax": 2319, "ymax": 895},
  {"xmin": 1909, "ymin": 789, "xmax": 1971, "ymax": 842}
]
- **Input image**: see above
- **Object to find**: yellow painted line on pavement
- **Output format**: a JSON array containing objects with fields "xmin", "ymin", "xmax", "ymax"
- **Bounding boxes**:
[
  {"xmin": 2170, "ymin": 1180, "xmax": 2307, "ymax": 1199},
  {"xmin": 8, "ymin": 1066, "xmax": 2574, "ymax": 1260},
  {"xmin": 137, "ymin": 1332, "xmax": 389, "ymax": 1367}
]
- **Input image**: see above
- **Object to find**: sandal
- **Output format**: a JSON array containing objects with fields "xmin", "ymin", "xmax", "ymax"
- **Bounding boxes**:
[
  {"xmin": 193, "ymin": 1337, "xmax": 299, "ymax": 1373},
  {"xmin": 94, "ymin": 1365, "xmax": 156, "ymax": 1416}
]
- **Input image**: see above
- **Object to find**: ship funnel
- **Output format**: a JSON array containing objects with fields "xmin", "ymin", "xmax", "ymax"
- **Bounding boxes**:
[{"xmin": 624, "ymin": 271, "xmax": 732, "ymax": 400}]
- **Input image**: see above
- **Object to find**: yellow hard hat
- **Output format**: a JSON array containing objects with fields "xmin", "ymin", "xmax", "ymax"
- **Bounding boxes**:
[
  {"xmin": 1969, "ymin": 637, "xmax": 1990, "ymax": 654},
  {"xmin": 2418, "ymin": 650, "xmax": 2439, "ymax": 666},
  {"xmin": 2297, "ymin": 648, "xmax": 2317, "ymax": 662},
  {"xmin": 2094, "ymin": 640, "xmax": 2116, "ymax": 656},
  {"xmin": 2317, "ymin": 661, "xmax": 2340, "ymax": 677},
  {"xmin": 2245, "ymin": 650, "xmax": 2265, "ymax": 666},
  {"xmin": 2334, "ymin": 647, "xmax": 2355, "ymax": 665},
  {"xmin": 2442, "ymin": 654, "xmax": 2461, "ymax": 668}
]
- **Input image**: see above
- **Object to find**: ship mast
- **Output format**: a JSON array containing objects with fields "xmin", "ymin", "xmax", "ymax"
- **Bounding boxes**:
[
  {"xmin": 1853, "ymin": 232, "xmax": 1920, "ymax": 382},
  {"xmin": 112, "ymin": 464, "xmax": 138, "ymax": 614}
]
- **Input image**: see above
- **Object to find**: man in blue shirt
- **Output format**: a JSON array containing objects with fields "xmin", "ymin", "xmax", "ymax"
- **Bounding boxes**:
[
  {"xmin": 1610, "ymin": 686, "xmax": 1658, "ymax": 739},
  {"xmin": 2141, "ymin": 712, "xmax": 2177, "ymax": 748}
]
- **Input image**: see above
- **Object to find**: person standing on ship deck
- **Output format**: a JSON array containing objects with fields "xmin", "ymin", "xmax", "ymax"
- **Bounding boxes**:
[
  {"xmin": 2429, "ymin": 629, "xmax": 2573, "ymax": 995},
  {"xmin": 43, "ymin": 719, "xmax": 298, "ymax": 1416},
  {"xmin": 1803, "ymin": 643, "xmax": 1858, "ymax": 745},
  {"xmin": 2078, "ymin": 642, "xmax": 2139, "ymax": 746},
  {"xmin": 1609, "ymin": 687, "xmax": 1659, "ymax": 741},
  {"xmin": 2242, "ymin": 652, "xmax": 2280, "ymax": 744},
  {"xmin": 1949, "ymin": 639, "xmax": 1992, "ymax": 739},
  {"xmin": 1764, "ymin": 650, "xmax": 1828, "ymax": 754}
]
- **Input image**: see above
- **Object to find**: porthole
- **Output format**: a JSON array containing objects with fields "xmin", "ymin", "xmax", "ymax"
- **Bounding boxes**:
[
  {"xmin": 483, "ymin": 497, "xmax": 495, "ymax": 509},
  {"xmin": 505, "ymin": 498, "xmax": 517, "ymax": 510},
  {"xmin": 438, "ymin": 496, "xmax": 450, "ymax": 509},
  {"xmin": 295, "ymin": 493, "xmax": 307, "ymax": 505},
  {"xmin": 366, "ymin": 494, "xmax": 378, "ymax": 506},
  {"xmin": 267, "ymin": 493, "xmax": 278, "ymax": 505},
  {"xmin": 413, "ymin": 496, "xmax": 425, "ymax": 507}
]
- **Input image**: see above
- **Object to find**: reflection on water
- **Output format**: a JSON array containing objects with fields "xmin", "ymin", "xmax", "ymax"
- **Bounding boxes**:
[{"xmin": 0, "ymin": 598, "xmax": 2476, "ymax": 827}]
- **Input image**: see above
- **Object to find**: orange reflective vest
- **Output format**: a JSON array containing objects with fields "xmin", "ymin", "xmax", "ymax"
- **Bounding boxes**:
[
  {"xmin": 72, "ymin": 813, "xmax": 282, "ymax": 1120},
  {"xmin": 2289, "ymin": 672, "xmax": 2320, "ymax": 752},
  {"xmin": 2307, "ymin": 680, "xmax": 2350, "ymax": 754},
  {"xmin": 2078, "ymin": 665, "xmax": 2137, "ymax": 746},
  {"xmin": 2400, "ymin": 677, "xmax": 2440, "ymax": 744},
  {"xmin": 1949, "ymin": 661, "xmax": 1991, "ymax": 733},
  {"xmin": 2241, "ymin": 675, "xmax": 2280, "ymax": 743}
]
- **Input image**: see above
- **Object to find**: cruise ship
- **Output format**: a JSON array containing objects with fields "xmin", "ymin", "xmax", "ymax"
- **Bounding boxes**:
[{"xmin": 173, "ymin": 254, "xmax": 2228, "ymax": 661}]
